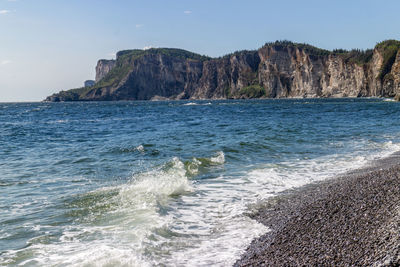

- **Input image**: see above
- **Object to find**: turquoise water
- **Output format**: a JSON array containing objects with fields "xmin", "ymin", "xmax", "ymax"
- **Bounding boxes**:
[{"xmin": 1, "ymin": 99, "xmax": 400, "ymax": 266}]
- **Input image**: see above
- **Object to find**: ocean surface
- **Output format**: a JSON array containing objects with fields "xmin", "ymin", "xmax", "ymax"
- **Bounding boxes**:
[{"xmin": 1, "ymin": 98, "xmax": 400, "ymax": 266}]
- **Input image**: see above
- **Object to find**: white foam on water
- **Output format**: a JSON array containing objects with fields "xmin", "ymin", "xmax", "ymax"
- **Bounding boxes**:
[
  {"xmin": 161, "ymin": 142, "xmax": 400, "ymax": 266},
  {"xmin": 383, "ymin": 98, "xmax": 395, "ymax": 102},
  {"xmin": 1, "ymin": 157, "xmax": 193, "ymax": 266},
  {"xmin": 136, "ymin": 144, "xmax": 145, "ymax": 153},
  {"xmin": 160, "ymin": 173, "xmax": 268, "ymax": 266},
  {"xmin": 183, "ymin": 102, "xmax": 198, "ymax": 106},
  {"xmin": 183, "ymin": 102, "xmax": 212, "ymax": 106},
  {"xmin": 3, "ymin": 143, "xmax": 400, "ymax": 266},
  {"xmin": 210, "ymin": 151, "xmax": 225, "ymax": 164},
  {"xmin": 245, "ymin": 140, "xmax": 400, "ymax": 199}
]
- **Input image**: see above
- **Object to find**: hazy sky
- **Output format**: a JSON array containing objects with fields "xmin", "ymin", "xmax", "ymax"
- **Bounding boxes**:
[{"xmin": 1, "ymin": 0, "xmax": 400, "ymax": 102}]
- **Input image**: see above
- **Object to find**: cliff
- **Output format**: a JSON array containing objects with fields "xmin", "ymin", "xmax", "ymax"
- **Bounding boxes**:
[
  {"xmin": 45, "ymin": 40, "xmax": 400, "ymax": 101},
  {"xmin": 95, "ymin": 59, "xmax": 116, "ymax": 82}
]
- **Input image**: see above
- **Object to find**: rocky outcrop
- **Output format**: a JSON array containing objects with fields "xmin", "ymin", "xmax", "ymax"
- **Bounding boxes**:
[
  {"xmin": 95, "ymin": 59, "xmax": 116, "ymax": 82},
  {"xmin": 45, "ymin": 40, "xmax": 400, "ymax": 101},
  {"xmin": 388, "ymin": 50, "xmax": 400, "ymax": 97}
]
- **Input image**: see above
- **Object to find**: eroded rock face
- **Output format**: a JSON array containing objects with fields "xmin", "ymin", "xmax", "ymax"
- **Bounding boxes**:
[
  {"xmin": 389, "ymin": 50, "xmax": 400, "ymax": 95},
  {"xmin": 95, "ymin": 59, "xmax": 116, "ymax": 82},
  {"xmin": 46, "ymin": 42, "xmax": 400, "ymax": 101},
  {"xmin": 87, "ymin": 53, "xmax": 205, "ymax": 100}
]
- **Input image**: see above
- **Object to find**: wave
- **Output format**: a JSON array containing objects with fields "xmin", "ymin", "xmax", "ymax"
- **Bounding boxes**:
[
  {"xmin": 4, "ymin": 139, "xmax": 400, "ymax": 266},
  {"xmin": 246, "ymin": 140, "xmax": 400, "ymax": 200},
  {"xmin": 183, "ymin": 102, "xmax": 212, "ymax": 106},
  {"xmin": 383, "ymin": 98, "xmax": 395, "ymax": 102},
  {"xmin": 1, "ymin": 153, "xmax": 227, "ymax": 266},
  {"xmin": 185, "ymin": 151, "xmax": 225, "ymax": 175}
]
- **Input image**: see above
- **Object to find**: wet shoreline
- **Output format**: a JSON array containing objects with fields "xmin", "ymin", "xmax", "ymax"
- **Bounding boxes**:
[{"xmin": 235, "ymin": 153, "xmax": 400, "ymax": 266}]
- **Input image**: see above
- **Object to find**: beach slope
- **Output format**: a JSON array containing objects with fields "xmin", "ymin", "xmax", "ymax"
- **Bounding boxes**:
[{"xmin": 236, "ymin": 154, "xmax": 400, "ymax": 266}]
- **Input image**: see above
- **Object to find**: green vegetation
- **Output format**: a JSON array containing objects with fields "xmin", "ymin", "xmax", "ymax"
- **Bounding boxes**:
[
  {"xmin": 266, "ymin": 41, "xmax": 374, "ymax": 65},
  {"xmin": 237, "ymin": 85, "xmax": 266, "ymax": 98},
  {"xmin": 332, "ymin": 49, "xmax": 374, "ymax": 65},
  {"xmin": 93, "ymin": 55, "xmax": 133, "ymax": 89},
  {"xmin": 375, "ymin": 40, "xmax": 400, "ymax": 81},
  {"xmin": 264, "ymin": 40, "xmax": 331, "ymax": 56},
  {"xmin": 222, "ymin": 40, "xmax": 369, "ymax": 60},
  {"xmin": 51, "ymin": 87, "xmax": 92, "ymax": 101},
  {"xmin": 117, "ymin": 48, "xmax": 210, "ymax": 62},
  {"xmin": 375, "ymin": 39, "xmax": 400, "ymax": 50},
  {"xmin": 224, "ymin": 86, "xmax": 232, "ymax": 98},
  {"xmin": 220, "ymin": 50, "xmax": 255, "ymax": 59}
]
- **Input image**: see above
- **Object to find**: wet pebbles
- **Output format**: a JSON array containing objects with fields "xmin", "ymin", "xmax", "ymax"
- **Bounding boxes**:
[{"xmin": 236, "ymin": 154, "xmax": 400, "ymax": 266}]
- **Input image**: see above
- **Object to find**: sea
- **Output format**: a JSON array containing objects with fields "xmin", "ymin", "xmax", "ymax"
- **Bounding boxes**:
[{"xmin": 1, "ymin": 98, "xmax": 400, "ymax": 266}]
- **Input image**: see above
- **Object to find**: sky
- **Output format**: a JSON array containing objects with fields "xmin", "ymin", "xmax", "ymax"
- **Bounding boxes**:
[{"xmin": 1, "ymin": 0, "xmax": 400, "ymax": 102}]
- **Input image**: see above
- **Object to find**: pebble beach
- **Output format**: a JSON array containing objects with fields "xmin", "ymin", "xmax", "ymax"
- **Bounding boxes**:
[{"xmin": 236, "ymin": 153, "xmax": 400, "ymax": 266}]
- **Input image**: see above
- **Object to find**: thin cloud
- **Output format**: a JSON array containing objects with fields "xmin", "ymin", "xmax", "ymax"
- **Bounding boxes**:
[
  {"xmin": 135, "ymin": 24, "xmax": 144, "ymax": 28},
  {"xmin": 0, "ymin": 10, "xmax": 10, "ymax": 14},
  {"xmin": 1, "ymin": 60, "xmax": 11, "ymax": 65},
  {"xmin": 184, "ymin": 10, "xmax": 192, "ymax": 14},
  {"xmin": 107, "ymin": 52, "xmax": 116, "ymax": 58}
]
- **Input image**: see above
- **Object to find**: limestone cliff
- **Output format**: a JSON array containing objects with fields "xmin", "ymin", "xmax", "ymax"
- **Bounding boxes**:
[
  {"xmin": 45, "ymin": 40, "xmax": 400, "ymax": 101},
  {"xmin": 95, "ymin": 59, "xmax": 116, "ymax": 82}
]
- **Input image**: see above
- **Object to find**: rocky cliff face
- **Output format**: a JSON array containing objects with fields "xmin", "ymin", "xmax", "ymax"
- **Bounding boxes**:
[
  {"xmin": 45, "ymin": 40, "xmax": 400, "ymax": 101},
  {"xmin": 387, "ymin": 50, "xmax": 400, "ymax": 96},
  {"xmin": 95, "ymin": 59, "xmax": 116, "ymax": 82}
]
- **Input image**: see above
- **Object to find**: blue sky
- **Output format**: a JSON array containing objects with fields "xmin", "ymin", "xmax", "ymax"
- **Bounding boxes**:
[{"xmin": 1, "ymin": 0, "xmax": 400, "ymax": 101}]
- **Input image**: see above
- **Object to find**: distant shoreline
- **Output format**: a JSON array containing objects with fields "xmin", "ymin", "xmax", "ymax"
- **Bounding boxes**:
[
  {"xmin": 41, "ymin": 96, "xmax": 394, "ymax": 103},
  {"xmin": 45, "ymin": 40, "xmax": 400, "ymax": 102},
  {"xmin": 235, "ymin": 152, "xmax": 400, "ymax": 266}
]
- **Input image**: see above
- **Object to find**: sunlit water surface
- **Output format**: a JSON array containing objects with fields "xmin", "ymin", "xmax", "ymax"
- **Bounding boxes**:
[{"xmin": 1, "ymin": 99, "xmax": 400, "ymax": 266}]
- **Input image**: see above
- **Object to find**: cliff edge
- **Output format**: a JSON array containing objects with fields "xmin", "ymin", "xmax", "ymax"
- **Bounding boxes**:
[{"xmin": 45, "ymin": 40, "xmax": 400, "ymax": 101}]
